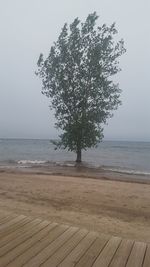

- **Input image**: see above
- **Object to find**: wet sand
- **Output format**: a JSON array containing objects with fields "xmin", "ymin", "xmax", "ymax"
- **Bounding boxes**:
[{"xmin": 0, "ymin": 167, "xmax": 150, "ymax": 243}]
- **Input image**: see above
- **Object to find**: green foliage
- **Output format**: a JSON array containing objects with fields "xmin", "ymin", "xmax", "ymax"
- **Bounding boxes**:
[{"xmin": 36, "ymin": 12, "xmax": 126, "ymax": 161}]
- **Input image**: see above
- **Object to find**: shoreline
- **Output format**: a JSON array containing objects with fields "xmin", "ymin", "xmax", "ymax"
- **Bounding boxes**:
[{"xmin": 1, "ymin": 164, "xmax": 150, "ymax": 185}]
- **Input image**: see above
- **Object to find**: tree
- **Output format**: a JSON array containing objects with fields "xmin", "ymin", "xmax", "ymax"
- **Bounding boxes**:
[{"xmin": 36, "ymin": 12, "xmax": 126, "ymax": 163}]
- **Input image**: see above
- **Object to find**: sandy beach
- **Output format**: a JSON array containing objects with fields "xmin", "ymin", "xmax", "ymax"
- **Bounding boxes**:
[{"xmin": 0, "ymin": 167, "xmax": 150, "ymax": 243}]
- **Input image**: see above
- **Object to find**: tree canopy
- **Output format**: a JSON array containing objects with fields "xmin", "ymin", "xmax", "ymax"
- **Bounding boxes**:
[{"xmin": 36, "ymin": 12, "xmax": 126, "ymax": 162}]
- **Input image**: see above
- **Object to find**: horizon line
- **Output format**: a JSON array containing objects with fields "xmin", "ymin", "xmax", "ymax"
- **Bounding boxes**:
[{"xmin": 0, "ymin": 137, "xmax": 150, "ymax": 143}]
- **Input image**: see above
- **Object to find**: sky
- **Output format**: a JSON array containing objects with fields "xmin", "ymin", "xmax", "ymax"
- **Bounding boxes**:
[{"xmin": 0, "ymin": 0, "xmax": 150, "ymax": 141}]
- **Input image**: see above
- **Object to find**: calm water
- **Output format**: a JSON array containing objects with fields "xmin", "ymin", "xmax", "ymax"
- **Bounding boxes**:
[{"xmin": 0, "ymin": 138, "xmax": 150, "ymax": 175}]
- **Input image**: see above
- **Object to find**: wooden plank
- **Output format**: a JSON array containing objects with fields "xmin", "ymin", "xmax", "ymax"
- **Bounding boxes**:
[
  {"xmin": 75, "ymin": 234, "xmax": 109, "ymax": 267},
  {"xmin": 0, "ymin": 218, "xmax": 33, "ymax": 247},
  {"xmin": 126, "ymin": 241, "xmax": 147, "ymax": 267},
  {"xmin": 0, "ymin": 219, "xmax": 41, "ymax": 247},
  {"xmin": 0, "ymin": 215, "xmax": 25, "ymax": 229},
  {"xmin": 0, "ymin": 215, "xmax": 16, "ymax": 225},
  {"xmin": 0, "ymin": 212, "xmax": 11, "ymax": 220},
  {"xmin": 0, "ymin": 217, "xmax": 32, "ymax": 240},
  {"xmin": 92, "ymin": 236, "xmax": 122, "ymax": 267},
  {"xmin": 42, "ymin": 229, "xmax": 88, "ymax": 267},
  {"xmin": 0, "ymin": 219, "xmax": 47, "ymax": 257},
  {"xmin": 109, "ymin": 239, "xmax": 134, "ymax": 267},
  {"xmin": 0, "ymin": 215, "xmax": 26, "ymax": 232},
  {"xmin": 0, "ymin": 217, "xmax": 30, "ymax": 239},
  {"xmin": 0, "ymin": 219, "xmax": 47, "ymax": 247},
  {"xmin": 6, "ymin": 224, "xmax": 69, "ymax": 267},
  {"xmin": 23, "ymin": 226, "xmax": 79, "ymax": 267},
  {"xmin": 58, "ymin": 231, "xmax": 98, "ymax": 267},
  {"xmin": 143, "ymin": 245, "xmax": 150, "ymax": 267},
  {"xmin": 0, "ymin": 212, "xmax": 13, "ymax": 219},
  {"xmin": 1, "ymin": 222, "xmax": 58, "ymax": 267}
]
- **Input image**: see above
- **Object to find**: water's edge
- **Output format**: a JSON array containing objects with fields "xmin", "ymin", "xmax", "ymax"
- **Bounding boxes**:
[{"xmin": 0, "ymin": 139, "xmax": 150, "ymax": 177}]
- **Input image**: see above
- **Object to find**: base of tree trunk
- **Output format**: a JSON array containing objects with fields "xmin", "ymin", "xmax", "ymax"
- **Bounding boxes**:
[
  {"xmin": 76, "ymin": 149, "xmax": 81, "ymax": 163},
  {"xmin": 76, "ymin": 159, "xmax": 82, "ymax": 163}
]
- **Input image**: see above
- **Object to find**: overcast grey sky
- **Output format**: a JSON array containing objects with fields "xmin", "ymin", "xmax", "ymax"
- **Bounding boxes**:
[{"xmin": 0, "ymin": 0, "xmax": 150, "ymax": 141}]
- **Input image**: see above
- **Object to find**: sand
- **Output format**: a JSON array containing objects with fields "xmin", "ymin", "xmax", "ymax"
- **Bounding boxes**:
[{"xmin": 0, "ymin": 167, "xmax": 150, "ymax": 243}]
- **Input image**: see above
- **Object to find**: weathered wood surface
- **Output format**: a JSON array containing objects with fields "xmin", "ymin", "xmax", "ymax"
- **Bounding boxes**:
[{"xmin": 0, "ymin": 212, "xmax": 149, "ymax": 266}]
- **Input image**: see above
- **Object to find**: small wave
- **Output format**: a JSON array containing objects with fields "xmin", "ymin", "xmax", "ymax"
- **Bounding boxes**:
[
  {"xmin": 17, "ymin": 160, "xmax": 47, "ymax": 165},
  {"xmin": 103, "ymin": 167, "xmax": 150, "ymax": 176},
  {"xmin": 55, "ymin": 161, "xmax": 76, "ymax": 167}
]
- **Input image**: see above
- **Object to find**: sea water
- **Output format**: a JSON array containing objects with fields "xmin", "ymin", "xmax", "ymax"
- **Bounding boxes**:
[{"xmin": 0, "ymin": 138, "xmax": 150, "ymax": 175}]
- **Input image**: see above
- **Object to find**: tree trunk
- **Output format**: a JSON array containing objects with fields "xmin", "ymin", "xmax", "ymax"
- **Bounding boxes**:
[{"xmin": 76, "ymin": 148, "xmax": 82, "ymax": 163}]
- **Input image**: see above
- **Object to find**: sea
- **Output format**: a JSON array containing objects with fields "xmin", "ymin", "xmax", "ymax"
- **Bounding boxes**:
[{"xmin": 0, "ymin": 138, "xmax": 150, "ymax": 176}]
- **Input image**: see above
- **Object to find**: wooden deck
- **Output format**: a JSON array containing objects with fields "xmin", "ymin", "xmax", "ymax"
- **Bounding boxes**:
[{"xmin": 0, "ymin": 212, "xmax": 149, "ymax": 267}]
